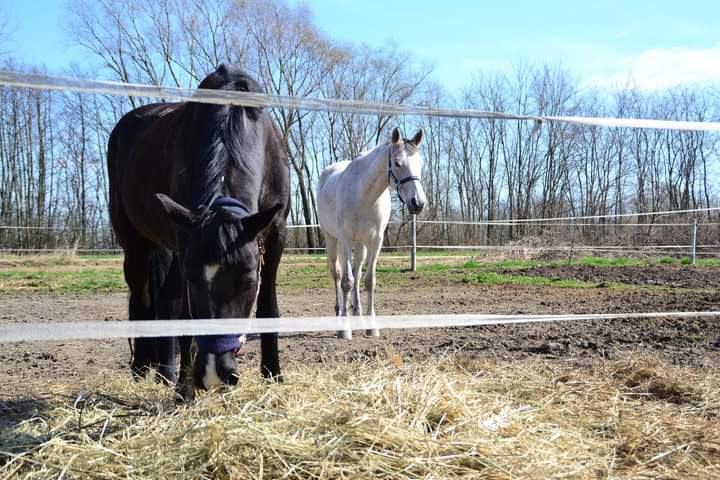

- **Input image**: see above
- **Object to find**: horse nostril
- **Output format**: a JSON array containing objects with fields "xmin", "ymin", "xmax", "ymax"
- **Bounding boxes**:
[{"xmin": 411, "ymin": 198, "xmax": 424, "ymax": 212}]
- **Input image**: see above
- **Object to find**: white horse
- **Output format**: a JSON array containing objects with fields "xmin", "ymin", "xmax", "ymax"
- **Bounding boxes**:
[{"xmin": 317, "ymin": 127, "xmax": 426, "ymax": 339}]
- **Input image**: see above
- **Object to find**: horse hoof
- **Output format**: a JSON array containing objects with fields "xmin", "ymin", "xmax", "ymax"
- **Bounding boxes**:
[
  {"xmin": 337, "ymin": 330, "xmax": 352, "ymax": 340},
  {"xmin": 264, "ymin": 374, "xmax": 284, "ymax": 384},
  {"xmin": 366, "ymin": 329, "xmax": 380, "ymax": 337},
  {"xmin": 175, "ymin": 384, "xmax": 195, "ymax": 403}
]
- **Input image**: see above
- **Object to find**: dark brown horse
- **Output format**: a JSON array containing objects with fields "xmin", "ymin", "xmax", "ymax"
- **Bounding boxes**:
[{"xmin": 107, "ymin": 65, "xmax": 290, "ymax": 401}]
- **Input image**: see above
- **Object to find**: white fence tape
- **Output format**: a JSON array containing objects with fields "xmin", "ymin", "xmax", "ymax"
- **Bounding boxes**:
[
  {"xmin": 3, "ymin": 208, "xmax": 717, "ymax": 232},
  {"xmin": 1, "ymin": 311, "xmax": 718, "ymax": 343},
  {"xmin": 415, "ymin": 207, "xmax": 720, "ymax": 225},
  {"xmin": 3, "ymin": 70, "xmax": 720, "ymax": 131},
  {"xmin": 284, "ymin": 207, "xmax": 720, "ymax": 230}
]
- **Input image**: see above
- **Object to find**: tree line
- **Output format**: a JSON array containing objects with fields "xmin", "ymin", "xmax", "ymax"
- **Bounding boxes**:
[{"xmin": 1, "ymin": 0, "xmax": 718, "ymax": 252}]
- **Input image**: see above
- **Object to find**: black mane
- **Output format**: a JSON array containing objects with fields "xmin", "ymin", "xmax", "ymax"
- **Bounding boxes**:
[{"xmin": 189, "ymin": 64, "xmax": 265, "ymax": 209}]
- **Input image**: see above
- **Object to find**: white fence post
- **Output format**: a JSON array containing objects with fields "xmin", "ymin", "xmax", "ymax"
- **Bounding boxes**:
[
  {"xmin": 411, "ymin": 214, "xmax": 417, "ymax": 272},
  {"xmin": 691, "ymin": 218, "xmax": 697, "ymax": 265}
]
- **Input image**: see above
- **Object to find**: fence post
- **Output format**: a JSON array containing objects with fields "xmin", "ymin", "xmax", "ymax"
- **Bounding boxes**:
[
  {"xmin": 410, "ymin": 214, "xmax": 417, "ymax": 272},
  {"xmin": 691, "ymin": 217, "xmax": 697, "ymax": 265}
]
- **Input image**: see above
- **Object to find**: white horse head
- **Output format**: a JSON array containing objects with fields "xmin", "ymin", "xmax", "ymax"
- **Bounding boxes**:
[{"xmin": 388, "ymin": 127, "xmax": 426, "ymax": 214}]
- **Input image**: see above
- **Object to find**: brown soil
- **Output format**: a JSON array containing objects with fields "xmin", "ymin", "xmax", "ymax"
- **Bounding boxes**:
[
  {"xmin": 2, "ymin": 265, "xmax": 719, "ymax": 397},
  {"xmin": 504, "ymin": 264, "xmax": 720, "ymax": 289}
]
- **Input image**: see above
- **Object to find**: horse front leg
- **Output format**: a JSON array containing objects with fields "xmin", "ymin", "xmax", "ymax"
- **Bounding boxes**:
[
  {"xmin": 364, "ymin": 236, "xmax": 383, "ymax": 337},
  {"xmin": 337, "ymin": 240, "xmax": 354, "ymax": 339},
  {"xmin": 256, "ymin": 223, "xmax": 286, "ymax": 381},
  {"xmin": 154, "ymin": 251, "xmax": 180, "ymax": 385},
  {"xmin": 176, "ymin": 336, "xmax": 195, "ymax": 402},
  {"xmin": 166, "ymin": 255, "xmax": 194, "ymax": 402},
  {"xmin": 351, "ymin": 243, "xmax": 367, "ymax": 316}
]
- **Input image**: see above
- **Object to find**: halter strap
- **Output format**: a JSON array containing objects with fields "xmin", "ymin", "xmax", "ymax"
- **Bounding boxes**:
[
  {"xmin": 387, "ymin": 149, "xmax": 420, "ymax": 206},
  {"xmin": 211, "ymin": 195, "xmax": 251, "ymax": 219}
]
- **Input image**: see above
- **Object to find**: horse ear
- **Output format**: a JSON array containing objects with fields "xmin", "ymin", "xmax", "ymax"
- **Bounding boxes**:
[
  {"xmin": 155, "ymin": 193, "xmax": 196, "ymax": 230},
  {"xmin": 410, "ymin": 128, "xmax": 424, "ymax": 147},
  {"xmin": 391, "ymin": 127, "xmax": 402, "ymax": 144},
  {"xmin": 241, "ymin": 203, "xmax": 284, "ymax": 238}
]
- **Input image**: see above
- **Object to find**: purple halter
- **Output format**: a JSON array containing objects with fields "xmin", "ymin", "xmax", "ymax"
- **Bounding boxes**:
[{"xmin": 189, "ymin": 195, "xmax": 258, "ymax": 355}]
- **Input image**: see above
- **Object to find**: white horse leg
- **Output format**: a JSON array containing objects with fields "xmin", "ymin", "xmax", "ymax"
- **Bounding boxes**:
[
  {"xmin": 325, "ymin": 234, "xmax": 342, "ymax": 316},
  {"xmin": 337, "ymin": 241, "xmax": 354, "ymax": 339},
  {"xmin": 351, "ymin": 243, "xmax": 366, "ymax": 316},
  {"xmin": 365, "ymin": 236, "xmax": 383, "ymax": 337}
]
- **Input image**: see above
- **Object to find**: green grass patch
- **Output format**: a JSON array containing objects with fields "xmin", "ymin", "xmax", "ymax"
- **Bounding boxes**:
[
  {"xmin": 575, "ymin": 256, "xmax": 638, "ymax": 267},
  {"xmin": 1, "ymin": 252, "xmax": 718, "ymax": 292},
  {"xmin": 0, "ymin": 268, "xmax": 125, "ymax": 292}
]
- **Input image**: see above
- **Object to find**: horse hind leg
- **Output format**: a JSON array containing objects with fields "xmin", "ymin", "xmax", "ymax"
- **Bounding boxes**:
[
  {"xmin": 124, "ymin": 249, "xmax": 157, "ymax": 378},
  {"xmin": 324, "ymin": 234, "xmax": 349, "ymax": 339},
  {"xmin": 337, "ymin": 240, "xmax": 354, "ymax": 340},
  {"xmin": 324, "ymin": 234, "xmax": 342, "ymax": 316},
  {"xmin": 364, "ymin": 236, "xmax": 383, "ymax": 337}
]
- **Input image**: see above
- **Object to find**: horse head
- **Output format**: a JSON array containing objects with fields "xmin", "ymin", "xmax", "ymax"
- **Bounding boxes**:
[
  {"xmin": 388, "ymin": 127, "xmax": 426, "ymax": 214},
  {"xmin": 155, "ymin": 193, "xmax": 282, "ymax": 389}
]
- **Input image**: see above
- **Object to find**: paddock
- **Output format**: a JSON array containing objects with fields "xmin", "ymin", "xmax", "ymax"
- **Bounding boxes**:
[
  {"xmin": 2, "ymin": 58, "xmax": 720, "ymax": 478},
  {"xmin": 1, "ymin": 253, "xmax": 719, "ymax": 478}
]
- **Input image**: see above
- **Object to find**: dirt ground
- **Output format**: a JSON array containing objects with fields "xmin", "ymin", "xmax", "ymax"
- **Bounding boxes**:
[
  {"xmin": 1, "ymin": 263, "xmax": 719, "ymax": 398},
  {"xmin": 503, "ymin": 264, "xmax": 720, "ymax": 289}
]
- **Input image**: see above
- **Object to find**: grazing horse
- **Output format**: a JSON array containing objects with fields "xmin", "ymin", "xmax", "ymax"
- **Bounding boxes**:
[
  {"xmin": 107, "ymin": 64, "xmax": 290, "ymax": 400},
  {"xmin": 317, "ymin": 127, "xmax": 426, "ymax": 339}
]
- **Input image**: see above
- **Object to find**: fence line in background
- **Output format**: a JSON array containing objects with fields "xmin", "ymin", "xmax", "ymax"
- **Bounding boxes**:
[
  {"xmin": 5, "ymin": 221, "xmax": 720, "ymax": 230},
  {"xmin": 2, "ymin": 245, "xmax": 718, "ymax": 255},
  {"xmin": 1, "ymin": 311, "xmax": 718, "ymax": 344},
  {"xmin": 3, "ymin": 207, "xmax": 719, "ymax": 231},
  {"xmin": 3, "ymin": 70, "xmax": 720, "ymax": 132},
  {"xmin": 2, "ymin": 246, "xmax": 717, "ymax": 253}
]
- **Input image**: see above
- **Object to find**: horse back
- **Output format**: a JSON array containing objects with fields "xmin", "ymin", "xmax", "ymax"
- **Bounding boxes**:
[{"xmin": 107, "ymin": 102, "xmax": 186, "ymax": 250}]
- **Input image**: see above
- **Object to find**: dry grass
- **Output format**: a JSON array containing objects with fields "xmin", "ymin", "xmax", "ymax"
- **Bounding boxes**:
[{"xmin": 1, "ymin": 355, "xmax": 719, "ymax": 479}]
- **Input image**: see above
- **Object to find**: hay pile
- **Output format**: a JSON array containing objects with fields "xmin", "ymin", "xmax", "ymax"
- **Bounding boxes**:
[{"xmin": 1, "ymin": 354, "xmax": 718, "ymax": 479}]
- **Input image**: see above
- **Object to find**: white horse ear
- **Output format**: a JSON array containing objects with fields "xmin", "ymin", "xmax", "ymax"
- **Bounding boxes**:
[
  {"xmin": 410, "ymin": 128, "xmax": 424, "ymax": 147},
  {"xmin": 391, "ymin": 127, "xmax": 402, "ymax": 144}
]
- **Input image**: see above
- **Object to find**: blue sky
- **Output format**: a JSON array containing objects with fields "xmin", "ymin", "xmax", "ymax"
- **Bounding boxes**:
[{"xmin": 3, "ymin": 0, "xmax": 719, "ymax": 92}]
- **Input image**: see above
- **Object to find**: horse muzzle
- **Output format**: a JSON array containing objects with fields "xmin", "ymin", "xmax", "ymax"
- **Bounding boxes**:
[
  {"xmin": 195, "ymin": 350, "xmax": 239, "ymax": 389},
  {"xmin": 407, "ymin": 197, "xmax": 425, "ymax": 215}
]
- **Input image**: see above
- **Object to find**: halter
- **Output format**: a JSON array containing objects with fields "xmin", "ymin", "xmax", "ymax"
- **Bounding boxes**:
[
  {"xmin": 188, "ymin": 195, "xmax": 266, "ymax": 355},
  {"xmin": 387, "ymin": 149, "xmax": 420, "ymax": 206}
]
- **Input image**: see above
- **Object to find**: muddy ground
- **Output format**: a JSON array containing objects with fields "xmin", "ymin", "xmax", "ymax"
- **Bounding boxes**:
[
  {"xmin": 503, "ymin": 264, "xmax": 720, "ymax": 289},
  {"xmin": 1, "ymin": 263, "xmax": 719, "ymax": 398}
]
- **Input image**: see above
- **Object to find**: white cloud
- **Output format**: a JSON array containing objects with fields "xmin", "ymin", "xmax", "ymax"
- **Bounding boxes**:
[
  {"xmin": 587, "ymin": 45, "xmax": 720, "ymax": 91},
  {"xmin": 615, "ymin": 30, "xmax": 631, "ymax": 39}
]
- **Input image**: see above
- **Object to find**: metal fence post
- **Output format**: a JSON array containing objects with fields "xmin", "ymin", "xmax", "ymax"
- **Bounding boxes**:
[
  {"xmin": 411, "ymin": 214, "xmax": 417, "ymax": 272},
  {"xmin": 691, "ymin": 218, "xmax": 697, "ymax": 265}
]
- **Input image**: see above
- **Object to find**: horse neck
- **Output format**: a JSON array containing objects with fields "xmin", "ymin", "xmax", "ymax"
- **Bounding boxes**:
[
  {"xmin": 357, "ymin": 143, "xmax": 391, "ymax": 201},
  {"xmin": 188, "ymin": 106, "xmax": 261, "ymax": 210}
]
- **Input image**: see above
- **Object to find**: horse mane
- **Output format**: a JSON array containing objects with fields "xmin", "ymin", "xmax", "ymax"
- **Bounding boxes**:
[
  {"xmin": 186, "ymin": 65, "xmax": 266, "ymax": 265},
  {"xmin": 189, "ymin": 64, "xmax": 265, "ymax": 209}
]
